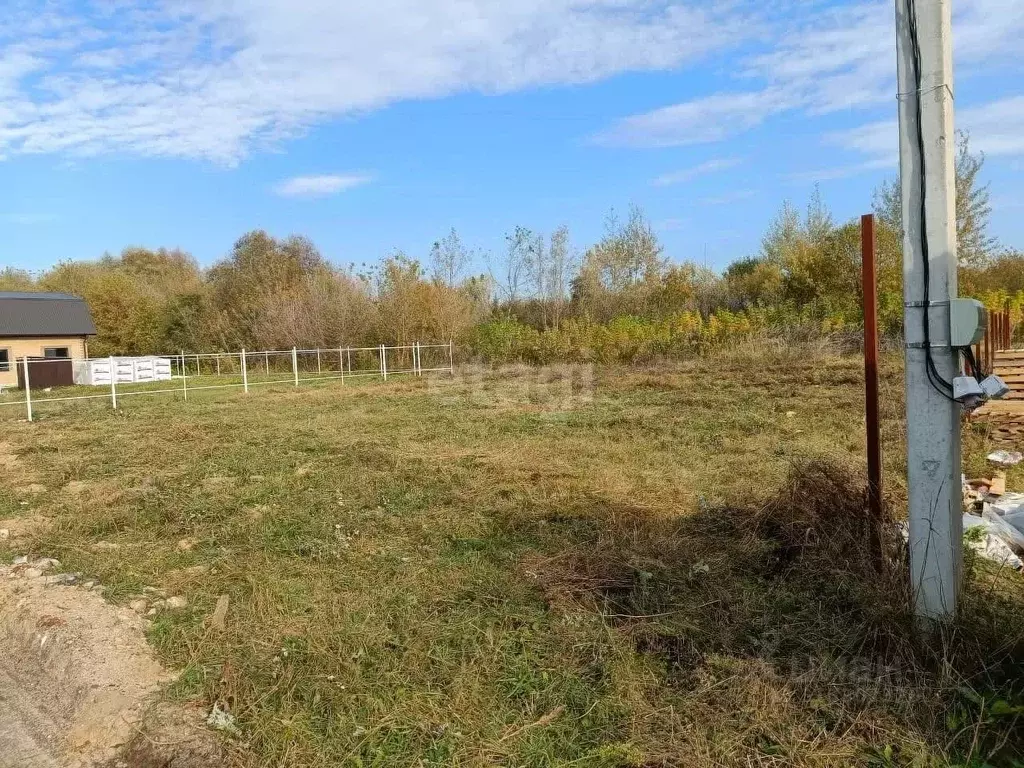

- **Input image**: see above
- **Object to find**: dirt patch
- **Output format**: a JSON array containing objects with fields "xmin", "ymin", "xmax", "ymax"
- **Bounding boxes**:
[
  {"xmin": 0, "ymin": 441, "xmax": 41, "ymax": 486},
  {"xmin": 0, "ymin": 442, "xmax": 22, "ymax": 470},
  {"xmin": 62, "ymin": 480, "xmax": 101, "ymax": 497},
  {"xmin": 0, "ymin": 515, "xmax": 52, "ymax": 542},
  {"xmin": 59, "ymin": 480, "xmax": 126, "ymax": 507},
  {"xmin": 0, "ymin": 562, "xmax": 224, "ymax": 768},
  {"xmin": 201, "ymin": 476, "xmax": 237, "ymax": 491},
  {"xmin": 99, "ymin": 703, "xmax": 225, "ymax": 768}
]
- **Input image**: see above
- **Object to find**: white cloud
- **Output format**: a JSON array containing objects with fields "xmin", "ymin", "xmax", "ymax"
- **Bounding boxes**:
[
  {"xmin": 960, "ymin": 97, "xmax": 1024, "ymax": 157},
  {"xmin": 4, "ymin": 1, "xmax": 1020, "ymax": 166},
  {"xmin": 0, "ymin": 0, "xmax": 747, "ymax": 163},
  {"xmin": 829, "ymin": 95, "xmax": 1024, "ymax": 168},
  {"xmin": 652, "ymin": 157, "xmax": 742, "ymax": 186},
  {"xmin": 597, "ymin": 0, "xmax": 1024, "ymax": 151},
  {"xmin": 274, "ymin": 174, "xmax": 372, "ymax": 198},
  {"xmin": 595, "ymin": 90, "xmax": 790, "ymax": 148},
  {"xmin": 786, "ymin": 159, "xmax": 893, "ymax": 183}
]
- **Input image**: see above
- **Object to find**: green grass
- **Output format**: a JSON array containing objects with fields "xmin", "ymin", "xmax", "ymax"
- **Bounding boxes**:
[{"xmin": 1, "ymin": 344, "xmax": 1022, "ymax": 767}]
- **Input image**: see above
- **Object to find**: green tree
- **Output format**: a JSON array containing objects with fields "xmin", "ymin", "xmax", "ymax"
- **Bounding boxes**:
[
  {"xmin": 0, "ymin": 268, "xmax": 36, "ymax": 291},
  {"xmin": 761, "ymin": 201, "xmax": 803, "ymax": 265},
  {"xmin": 430, "ymin": 228, "xmax": 471, "ymax": 288},
  {"xmin": 573, "ymin": 205, "xmax": 665, "ymax": 320},
  {"xmin": 724, "ymin": 257, "xmax": 784, "ymax": 309},
  {"xmin": 805, "ymin": 185, "xmax": 835, "ymax": 245},
  {"xmin": 207, "ymin": 231, "xmax": 336, "ymax": 348},
  {"xmin": 43, "ymin": 261, "xmax": 162, "ymax": 355},
  {"xmin": 547, "ymin": 225, "xmax": 576, "ymax": 327},
  {"xmin": 873, "ymin": 131, "xmax": 996, "ymax": 267}
]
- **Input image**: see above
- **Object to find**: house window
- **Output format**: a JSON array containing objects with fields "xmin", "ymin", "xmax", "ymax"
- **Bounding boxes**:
[
  {"xmin": 43, "ymin": 347, "xmax": 70, "ymax": 359},
  {"xmin": 0, "ymin": 349, "xmax": 9, "ymax": 373}
]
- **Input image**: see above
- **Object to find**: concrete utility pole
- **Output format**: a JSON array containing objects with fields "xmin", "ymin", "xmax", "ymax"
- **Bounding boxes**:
[{"xmin": 895, "ymin": 0, "xmax": 961, "ymax": 619}]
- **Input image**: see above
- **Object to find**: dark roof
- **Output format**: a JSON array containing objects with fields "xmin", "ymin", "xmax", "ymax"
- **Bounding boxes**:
[{"xmin": 0, "ymin": 292, "xmax": 97, "ymax": 337}]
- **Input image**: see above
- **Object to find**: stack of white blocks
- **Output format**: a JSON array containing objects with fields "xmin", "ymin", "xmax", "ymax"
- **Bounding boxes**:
[{"xmin": 75, "ymin": 357, "xmax": 174, "ymax": 386}]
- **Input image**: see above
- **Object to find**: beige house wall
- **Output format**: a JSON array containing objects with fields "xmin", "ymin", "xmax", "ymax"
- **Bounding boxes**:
[{"xmin": 0, "ymin": 336, "xmax": 88, "ymax": 387}]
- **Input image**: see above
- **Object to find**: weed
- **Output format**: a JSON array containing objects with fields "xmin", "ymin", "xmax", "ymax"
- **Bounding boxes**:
[{"xmin": 0, "ymin": 351, "xmax": 1021, "ymax": 766}]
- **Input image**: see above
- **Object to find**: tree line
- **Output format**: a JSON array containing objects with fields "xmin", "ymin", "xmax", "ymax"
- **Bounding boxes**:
[{"xmin": 2, "ymin": 135, "xmax": 1020, "ymax": 362}]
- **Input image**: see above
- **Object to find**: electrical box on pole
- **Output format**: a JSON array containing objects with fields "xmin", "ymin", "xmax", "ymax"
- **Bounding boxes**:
[{"xmin": 895, "ymin": 0, "xmax": 962, "ymax": 619}]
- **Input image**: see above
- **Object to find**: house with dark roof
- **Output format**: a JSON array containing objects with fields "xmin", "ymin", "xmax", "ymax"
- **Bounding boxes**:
[{"xmin": 0, "ymin": 292, "xmax": 97, "ymax": 387}]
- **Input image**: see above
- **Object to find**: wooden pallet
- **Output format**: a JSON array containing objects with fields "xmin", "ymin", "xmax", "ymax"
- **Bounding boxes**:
[
  {"xmin": 975, "ymin": 349, "xmax": 1024, "ymax": 444},
  {"xmin": 994, "ymin": 350, "xmax": 1024, "ymax": 400}
]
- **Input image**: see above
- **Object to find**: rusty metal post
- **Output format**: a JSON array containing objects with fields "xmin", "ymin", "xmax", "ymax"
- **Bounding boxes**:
[
  {"xmin": 992, "ymin": 311, "xmax": 997, "ymax": 361},
  {"xmin": 984, "ymin": 309, "xmax": 992, "ymax": 372},
  {"xmin": 862, "ymin": 214, "xmax": 883, "ymax": 565}
]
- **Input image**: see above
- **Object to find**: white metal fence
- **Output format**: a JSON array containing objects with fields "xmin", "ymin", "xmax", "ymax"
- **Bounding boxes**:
[{"xmin": 0, "ymin": 342, "xmax": 454, "ymax": 422}]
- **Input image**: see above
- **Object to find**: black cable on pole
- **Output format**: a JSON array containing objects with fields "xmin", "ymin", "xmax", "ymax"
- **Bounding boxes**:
[
  {"xmin": 964, "ymin": 346, "xmax": 984, "ymax": 382},
  {"xmin": 906, "ymin": 0, "xmax": 957, "ymax": 402}
]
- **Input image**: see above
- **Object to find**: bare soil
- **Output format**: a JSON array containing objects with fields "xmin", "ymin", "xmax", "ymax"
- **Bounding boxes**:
[{"xmin": 0, "ymin": 562, "xmax": 223, "ymax": 768}]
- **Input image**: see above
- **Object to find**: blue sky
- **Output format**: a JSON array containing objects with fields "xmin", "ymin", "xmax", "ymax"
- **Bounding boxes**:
[{"xmin": 1, "ymin": 0, "xmax": 1022, "ymax": 276}]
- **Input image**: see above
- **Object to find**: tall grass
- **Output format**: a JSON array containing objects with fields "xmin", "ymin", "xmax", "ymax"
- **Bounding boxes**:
[{"xmin": 469, "ymin": 307, "xmax": 865, "ymax": 366}]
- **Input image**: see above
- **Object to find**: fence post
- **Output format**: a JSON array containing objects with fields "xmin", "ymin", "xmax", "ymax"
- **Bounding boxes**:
[
  {"xmin": 109, "ymin": 356, "xmax": 117, "ymax": 410},
  {"xmin": 216, "ymin": 355, "xmax": 221, "ymax": 376},
  {"xmin": 241, "ymin": 349, "xmax": 249, "ymax": 393},
  {"xmin": 265, "ymin": 351, "xmax": 270, "ymax": 376},
  {"xmin": 22, "ymin": 357, "xmax": 32, "ymax": 422},
  {"xmin": 415, "ymin": 341, "xmax": 421, "ymax": 376},
  {"xmin": 448, "ymin": 339, "xmax": 454, "ymax": 375},
  {"xmin": 380, "ymin": 345, "xmax": 388, "ymax": 381},
  {"xmin": 861, "ymin": 213, "xmax": 883, "ymax": 569},
  {"xmin": 181, "ymin": 351, "xmax": 188, "ymax": 401},
  {"xmin": 339, "ymin": 347, "xmax": 345, "ymax": 384},
  {"xmin": 195, "ymin": 354, "xmax": 200, "ymax": 378},
  {"xmin": 983, "ymin": 310, "xmax": 991, "ymax": 372},
  {"xmin": 347, "ymin": 347, "xmax": 352, "ymax": 375},
  {"xmin": 292, "ymin": 347, "xmax": 299, "ymax": 387},
  {"xmin": 317, "ymin": 348, "xmax": 322, "ymax": 375}
]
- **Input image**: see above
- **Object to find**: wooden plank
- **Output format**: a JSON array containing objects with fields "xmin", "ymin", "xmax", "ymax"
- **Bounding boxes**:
[{"xmin": 976, "ymin": 401, "xmax": 1024, "ymax": 414}]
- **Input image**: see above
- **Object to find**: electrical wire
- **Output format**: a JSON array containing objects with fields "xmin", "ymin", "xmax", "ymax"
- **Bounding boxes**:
[
  {"xmin": 964, "ymin": 346, "xmax": 984, "ymax": 382},
  {"xmin": 906, "ymin": 0, "xmax": 958, "ymax": 403}
]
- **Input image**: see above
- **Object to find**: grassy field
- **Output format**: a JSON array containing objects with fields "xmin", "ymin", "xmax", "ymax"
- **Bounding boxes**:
[{"xmin": 1, "ymin": 343, "xmax": 1022, "ymax": 767}]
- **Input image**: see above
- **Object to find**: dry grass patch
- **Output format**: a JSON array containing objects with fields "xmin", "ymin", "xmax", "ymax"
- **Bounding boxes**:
[{"xmin": 0, "ymin": 353, "xmax": 1020, "ymax": 767}]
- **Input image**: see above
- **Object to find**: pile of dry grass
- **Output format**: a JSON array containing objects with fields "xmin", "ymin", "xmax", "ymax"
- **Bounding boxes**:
[{"xmin": 525, "ymin": 460, "xmax": 1024, "ymax": 765}]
